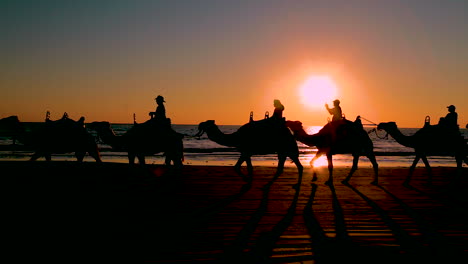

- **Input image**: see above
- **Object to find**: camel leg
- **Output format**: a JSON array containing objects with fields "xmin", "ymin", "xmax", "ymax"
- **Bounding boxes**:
[
  {"xmin": 234, "ymin": 155, "xmax": 250, "ymax": 181},
  {"xmin": 164, "ymin": 154, "xmax": 172, "ymax": 166},
  {"xmin": 275, "ymin": 154, "xmax": 286, "ymax": 177},
  {"xmin": 30, "ymin": 152, "xmax": 41, "ymax": 162},
  {"xmin": 421, "ymin": 156, "xmax": 432, "ymax": 184},
  {"xmin": 406, "ymin": 155, "xmax": 421, "ymax": 185},
  {"xmin": 310, "ymin": 151, "xmax": 323, "ymax": 182},
  {"xmin": 290, "ymin": 155, "xmax": 303, "ymax": 190},
  {"xmin": 245, "ymin": 157, "xmax": 253, "ymax": 177},
  {"xmin": 368, "ymin": 153, "xmax": 379, "ymax": 185},
  {"xmin": 234, "ymin": 156, "xmax": 245, "ymax": 173},
  {"xmin": 453, "ymin": 156, "xmax": 464, "ymax": 184},
  {"xmin": 342, "ymin": 154, "xmax": 359, "ymax": 184},
  {"xmin": 309, "ymin": 151, "xmax": 323, "ymax": 167},
  {"xmin": 324, "ymin": 153, "xmax": 334, "ymax": 186},
  {"xmin": 75, "ymin": 152, "xmax": 85, "ymax": 162},
  {"xmin": 137, "ymin": 155, "xmax": 146, "ymax": 165},
  {"xmin": 128, "ymin": 152, "xmax": 136, "ymax": 165},
  {"xmin": 89, "ymin": 150, "xmax": 102, "ymax": 162}
]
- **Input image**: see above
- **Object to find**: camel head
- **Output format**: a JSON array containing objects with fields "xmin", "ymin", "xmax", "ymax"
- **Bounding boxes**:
[
  {"xmin": 285, "ymin": 120, "xmax": 304, "ymax": 133},
  {"xmin": 377, "ymin": 122, "xmax": 397, "ymax": 132},
  {"xmin": 195, "ymin": 120, "xmax": 216, "ymax": 137},
  {"xmin": 0, "ymin": 116, "xmax": 24, "ymax": 136},
  {"xmin": 0, "ymin": 115, "xmax": 20, "ymax": 127}
]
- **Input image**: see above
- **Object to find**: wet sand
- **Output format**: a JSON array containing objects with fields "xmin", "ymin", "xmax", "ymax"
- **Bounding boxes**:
[{"xmin": 2, "ymin": 161, "xmax": 467, "ymax": 262}]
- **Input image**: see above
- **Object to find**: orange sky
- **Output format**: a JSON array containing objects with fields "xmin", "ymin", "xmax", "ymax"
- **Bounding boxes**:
[{"xmin": 1, "ymin": 1, "xmax": 467, "ymax": 127}]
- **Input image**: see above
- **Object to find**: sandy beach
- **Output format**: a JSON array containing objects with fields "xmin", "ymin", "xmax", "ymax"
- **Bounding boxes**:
[{"xmin": 2, "ymin": 161, "xmax": 467, "ymax": 262}]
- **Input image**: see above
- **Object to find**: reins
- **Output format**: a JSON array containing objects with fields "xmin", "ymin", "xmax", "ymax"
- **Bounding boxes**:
[{"xmin": 359, "ymin": 116, "xmax": 389, "ymax": 140}]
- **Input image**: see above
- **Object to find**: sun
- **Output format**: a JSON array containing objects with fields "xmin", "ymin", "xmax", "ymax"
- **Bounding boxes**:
[{"xmin": 299, "ymin": 75, "xmax": 338, "ymax": 109}]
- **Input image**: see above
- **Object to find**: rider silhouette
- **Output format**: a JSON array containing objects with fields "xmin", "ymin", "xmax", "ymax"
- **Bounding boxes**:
[
  {"xmin": 149, "ymin": 95, "xmax": 167, "ymax": 121},
  {"xmin": 325, "ymin": 99, "xmax": 343, "ymax": 122},
  {"xmin": 443, "ymin": 105, "xmax": 458, "ymax": 128},
  {"xmin": 272, "ymin": 99, "xmax": 284, "ymax": 119}
]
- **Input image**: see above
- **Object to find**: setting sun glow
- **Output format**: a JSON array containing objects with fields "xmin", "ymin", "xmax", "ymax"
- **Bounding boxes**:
[{"xmin": 299, "ymin": 75, "xmax": 338, "ymax": 109}]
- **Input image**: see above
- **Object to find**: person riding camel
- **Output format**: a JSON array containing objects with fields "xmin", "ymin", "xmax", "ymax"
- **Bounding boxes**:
[
  {"xmin": 325, "ymin": 99, "xmax": 343, "ymax": 122},
  {"xmin": 438, "ymin": 104, "xmax": 460, "ymax": 135},
  {"xmin": 272, "ymin": 99, "xmax": 285, "ymax": 119},
  {"xmin": 149, "ymin": 95, "xmax": 167, "ymax": 121}
]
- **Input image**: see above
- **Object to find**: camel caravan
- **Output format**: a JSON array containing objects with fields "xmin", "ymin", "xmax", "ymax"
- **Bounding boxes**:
[{"xmin": 1, "ymin": 98, "xmax": 467, "ymax": 185}]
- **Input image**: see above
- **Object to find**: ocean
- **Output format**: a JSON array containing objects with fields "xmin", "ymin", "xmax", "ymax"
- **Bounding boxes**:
[{"xmin": 1, "ymin": 123, "xmax": 467, "ymax": 168}]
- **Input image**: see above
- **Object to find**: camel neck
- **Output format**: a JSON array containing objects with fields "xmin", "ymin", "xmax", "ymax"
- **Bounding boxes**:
[
  {"xmin": 205, "ymin": 125, "xmax": 237, "ymax": 147},
  {"xmin": 385, "ymin": 127, "xmax": 414, "ymax": 148}
]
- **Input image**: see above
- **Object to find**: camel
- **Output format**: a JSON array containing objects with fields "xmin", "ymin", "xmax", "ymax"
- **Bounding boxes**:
[
  {"xmin": 87, "ymin": 118, "xmax": 184, "ymax": 166},
  {"xmin": 0, "ymin": 113, "xmax": 102, "ymax": 162},
  {"xmin": 377, "ymin": 121, "xmax": 468, "ymax": 184},
  {"xmin": 194, "ymin": 119, "xmax": 303, "ymax": 185},
  {"xmin": 286, "ymin": 118, "xmax": 379, "ymax": 185},
  {"xmin": 0, "ymin": 116, "xmax": 23, "ymax": 145}
]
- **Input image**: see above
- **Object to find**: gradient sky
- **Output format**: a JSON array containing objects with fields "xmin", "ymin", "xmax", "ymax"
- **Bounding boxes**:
[{"xmin": 1, "ymin": 0, "xmax": 467, "ymax": 127}]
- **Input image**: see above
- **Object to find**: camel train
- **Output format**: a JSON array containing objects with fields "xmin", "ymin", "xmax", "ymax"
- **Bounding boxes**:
[{"xmin": 1, "ymin": 106, "xmax": 467, "ymax": 186}]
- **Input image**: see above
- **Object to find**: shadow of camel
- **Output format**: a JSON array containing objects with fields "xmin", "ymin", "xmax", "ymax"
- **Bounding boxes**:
[{"xmin": 220, "ymin": 172, "xmax": 292, "ymax": 263}]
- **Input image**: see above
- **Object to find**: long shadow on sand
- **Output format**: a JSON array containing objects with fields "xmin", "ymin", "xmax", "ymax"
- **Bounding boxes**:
[
  {"xmin": 220, "ymin": 173, "xmax": 285, "ymax": 263},
  {"xmin": 302, "ymin": 183, "xmax": 352, "ymax": 263},
  {"xmin": 144, "ymin": 180, "xmax": 253, "ymax": 260},
  {"xmin": 376, "ymin": 185, "xmax": 455, "ymax": 257},
  {"xmin": 244, "ymin": 179, "xmax": 302, "ymax": 263},
  {"xmin": 342, "ymin": 182, "xmax": 429, "ymax": 259}
]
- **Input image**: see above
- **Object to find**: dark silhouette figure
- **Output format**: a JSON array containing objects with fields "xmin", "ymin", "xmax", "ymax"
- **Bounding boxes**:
[
  {"xmin": 195, "ymin": 119, "xmax": 303, "ymax": 185},
  {"xmin": 325, "ymin": 99, "xmax": 343, "ymax": 122},
  {"xmin": 438, "ymin": 105, "xmax": 458, "ymax": 131},
  {"xmin": 286, "ymin": 118, "xmax": 379, "ymax": 185},
  {"xmin": 377, "ymin": 121, "xmax": 468, "ymax": 184},
  {"xmin": 272, "ymin": 99, "xmax": 284, "ymax": 119},
  {"xmin": 87, "ymin": 119, "xmax": 184, "ymax": 166},
  {"xmin": 0, "ymin": 113, "xmax": 102, "ymax": 162},
  {"xmin": 354, "ymin": 115, "xmax": 363, "ymax": 129},
  {"xmin": 149, "ymin": 95, "xmax": 166, "ymax": 121}
]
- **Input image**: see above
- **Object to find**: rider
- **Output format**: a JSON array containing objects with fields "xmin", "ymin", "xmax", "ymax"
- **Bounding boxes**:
[
  {"xmin": 272, "ymin": 99, "xmax": 285, "ymax": 119},
  {"xmin": 325, "ymin": 99, "xmax": 343, "ymax": 122},
  {"xmin": 149, "ymin": 95, "xmax": 167, "ymax": 122}
]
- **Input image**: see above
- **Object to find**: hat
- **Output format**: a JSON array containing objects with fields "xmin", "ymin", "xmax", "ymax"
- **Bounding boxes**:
[
  {"xmin": 447, "ymin": 105, "xmax": 455, "ymax": 110},
  {"xmin": 155, "ymin": 95, "xmax": 165, "ymax": 102}
]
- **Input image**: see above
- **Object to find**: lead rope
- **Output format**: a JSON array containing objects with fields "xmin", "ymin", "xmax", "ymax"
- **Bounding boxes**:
[{"xmin": 360, "ymin": 116, "xmax": 389, "ymax": 139}]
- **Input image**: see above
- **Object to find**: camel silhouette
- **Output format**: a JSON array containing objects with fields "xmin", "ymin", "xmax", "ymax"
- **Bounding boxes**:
[
  {"xmin": 195, "ymin": 119, "xmax": 303, "ymax": 184},
  {"xmin": 377, "ymin": 121, "xmax": 468, "ymax": 184},
  {"xmin": 286, "ymin": 119, "xmax": 379, "ymax": 185},
  {"xmin": 87, "ymin": 119, "xmax": 184, "ymax": 166},
  {"xmin": 0, "ymin": 113, "xmax": 102, "ymax": 162}
]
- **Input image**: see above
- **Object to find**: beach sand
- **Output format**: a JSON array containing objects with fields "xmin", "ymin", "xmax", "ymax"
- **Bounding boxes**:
[{"xmin": 2, "ymin": 161, "xmax": 467, "ymax": 262}]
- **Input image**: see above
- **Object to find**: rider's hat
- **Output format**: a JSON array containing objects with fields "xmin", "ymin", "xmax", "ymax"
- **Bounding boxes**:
[{"xmin": 155, "ymin": 95, "xmax": 165, "ymax": 102}]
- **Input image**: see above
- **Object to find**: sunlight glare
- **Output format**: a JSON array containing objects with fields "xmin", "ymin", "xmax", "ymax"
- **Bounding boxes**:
[
  {"xmin": 299, "ymin": 75, "xmax": 338, "ymax": 109},
  {"xmin": 311, "ymin": 155, "xmax": 328, "ymax": 167}
]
